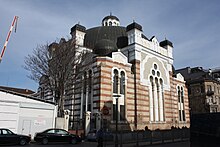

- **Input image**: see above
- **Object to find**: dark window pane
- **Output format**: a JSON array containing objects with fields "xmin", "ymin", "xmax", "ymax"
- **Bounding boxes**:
[
  {"xmin": 182, "ymin": 110, "xmax": 185, "ymax": 121},
  {"xmin": 113, "ymin": 70, "xmax": 119, "ymax": 93},
  {"xmin": 113, "ymin": 104, "xmax": 116, "ymax": 121},
  {"xmin": 120, "ymin": 105, "xmax": 125, "ymax": 120},
  {"xmin": 120, "ymin": 72, "xmax": 125, "ymax": 94},
  {"xmin": 88, "ymin": 104, "xmax": 91, "ymax": 111},
  {"xmin": 178, "ymin": 90, "xmax": 181, "ymax": 102},
  {"xmin": 179, "ymin": 110, "xmax": 182, "ymax": 121},
  {"xmin": 181, "ymin": 91, "xmax": 184, "ymax": 103}
]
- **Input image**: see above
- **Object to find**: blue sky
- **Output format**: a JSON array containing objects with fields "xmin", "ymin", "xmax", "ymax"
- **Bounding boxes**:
[{"xmin": 0, "ymin": 0, "xmax": 220, "ymax": 91}]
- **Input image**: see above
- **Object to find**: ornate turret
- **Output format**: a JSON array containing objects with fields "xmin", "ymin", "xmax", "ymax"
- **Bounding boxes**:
[{"xmin": 102, "ymin": 13, "xmax": 120, "ymax": 26}]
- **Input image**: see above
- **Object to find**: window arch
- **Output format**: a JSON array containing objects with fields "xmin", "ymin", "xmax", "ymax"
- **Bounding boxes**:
[
  {"xmin": 112, "ymin": 68, "xmax": 126, "ymax": 121},
  {"xmin": 149, "ymin": 63, "xmax": 164, "ymax": 122},
  {"xmin": 80, "ymin": 70, "xmax": 94, "ymax": 118},
  {"xmin": 109, "ymin": 21, "xmax": 112, "ymax": 26},
  {"xmin": 177, "ymin": 86, "xmax": 185, "ymax": 121},
  {"xmin": 120, "ymin": 71, "xmax": 125, "ymax": 94},
  {"xmin": 113, "ymin": 69, "xmax": 119, "ymax": 93}
]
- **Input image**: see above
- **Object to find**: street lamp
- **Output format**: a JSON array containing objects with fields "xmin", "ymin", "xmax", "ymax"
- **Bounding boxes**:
[{"xmin": 113, "ymin": 94, "xmax": 121, "ymax": 147}]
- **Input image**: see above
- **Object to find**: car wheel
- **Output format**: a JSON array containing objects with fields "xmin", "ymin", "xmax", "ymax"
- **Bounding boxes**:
[
  {"xmin": 70, "ymin": 138, "xmax": 77, "ymax": 144},
  {"xmin": 19, "ymin": 138, "xmax": 27, "ymax": 146},
  {"xmin": 42, "ymin": 138, "xmax": 48, "ymax": 145}
]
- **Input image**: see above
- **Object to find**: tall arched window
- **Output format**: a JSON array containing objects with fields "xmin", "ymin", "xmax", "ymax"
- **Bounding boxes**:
[
  {"xmin": 120, "ymin": 71, "xmax": 125, "ymax": 94},
  {"xmin": 113, "ymin": 69, "xmax": 119, "ymax": 93},
  {"xmin": 149, "ymin": 64, "xmax": 164, "ymax": 122},
  {"xmin": 178, "ymin": 86, "xmax": 185, "ymax": 121},
  {"xmin": 112, "ymin": 69, "xmax": 126, "ymax": 121}
]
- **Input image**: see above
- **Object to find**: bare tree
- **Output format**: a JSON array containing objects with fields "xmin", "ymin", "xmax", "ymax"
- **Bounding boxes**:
[{"xmin": 24, "ymin": 38, "xmax": 86, "ymax": 117}]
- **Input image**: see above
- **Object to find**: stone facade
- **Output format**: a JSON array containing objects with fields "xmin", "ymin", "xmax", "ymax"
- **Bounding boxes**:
[
  {"xmin": 72, "ymin": 15, "xmax": 190, "ymax": 131},
  {"xmin": 37, "ymin": 14, "xmax": 190, "ymax": 131}
]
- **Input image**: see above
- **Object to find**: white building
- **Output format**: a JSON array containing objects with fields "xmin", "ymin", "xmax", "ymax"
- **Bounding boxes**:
[{"xmin": 0, "ymin": 88, "xmax": 57, "ymax": 139}]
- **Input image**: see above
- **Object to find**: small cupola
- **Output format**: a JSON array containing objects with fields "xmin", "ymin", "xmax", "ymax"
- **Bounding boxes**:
[
  {"xmin": 159, "ymin": 39, "xmax": 173, "ymax": 48},
  {"xmin": 70, "ymin": 24, "xmax": 86, "ymax": 35},
  {"xmin": 126, "ymin": 21, "xmax": 142, "ymax": 32},
  {"xmin": 102, "ymin": 13, "xmax": 120, "ymax": 26}
]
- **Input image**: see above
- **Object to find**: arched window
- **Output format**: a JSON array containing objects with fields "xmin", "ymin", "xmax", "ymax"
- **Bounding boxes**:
[
  {"xmin": 149, "ymin": 64, "xmax": 164, "ymax": 122},
  {"xmin": 113, "ymin": 69, "xmax": 119, "ymax": 93},
  {"xmin": 178, "ymin": 86, "xmax": 185, "ymax": 121},
  {"xmin": 120, "ymin": 71, "xmax": 125, "ymax": 94},
  {"xmin": 109, "ymin": 21, "xmax": 112, "ymax": 26},
  {"xmin": 112, "ymin": 69, "xmax": 126, "ymax": 121}
]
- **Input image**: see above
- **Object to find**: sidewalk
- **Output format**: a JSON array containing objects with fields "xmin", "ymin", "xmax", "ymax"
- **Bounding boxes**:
[{"xmin": 99, "ymin": 140, "xmax": 190, "ymax": 147}]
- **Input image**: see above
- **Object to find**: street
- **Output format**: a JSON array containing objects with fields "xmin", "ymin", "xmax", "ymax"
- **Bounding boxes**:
[{"xmin": 9, "ymin": 141, "xmax": 190, "ymax": 147}]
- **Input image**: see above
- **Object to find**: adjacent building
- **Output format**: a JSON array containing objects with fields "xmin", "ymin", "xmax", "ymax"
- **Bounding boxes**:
[
  {"xmin": 176, "ymin": 67, "xmax": 220, "ymax": 114},
  {"xmin": 0, "ymin": 86, "xmax": 57, "ymax": 139}
]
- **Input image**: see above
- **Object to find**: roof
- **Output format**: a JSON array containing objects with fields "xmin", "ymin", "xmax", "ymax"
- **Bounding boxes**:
[
  {"xmin": 0, "ymin": 87, "xmax": 55, "ymax": 105},
  {"xmin": 126, "ymin": 22, "xmax": 143, "ymax": 32},
  {"xmin": 0, "ymin": 86, "xmax": 35, "ymax": 95},
  {"xmin": 84, "ymin": 26, "xmax": 128, "ymax": 52},
  {"xmin": 159, "ymin": 39, "xmax": 173, "ymax": 48},
  {"xmin": 70, "ymin": 24, "xmax": 86, "ymax": 34},
  {"xmin": 176, "ymin": 67, "xmax": 219, "ymax": 84},
  {"xmin": 94, "ymin": 39, "xmax": 118, "ymax": 56},
  {"xmin": 102, "ymin": 15, "xmax": 119, "ymax": 22}
]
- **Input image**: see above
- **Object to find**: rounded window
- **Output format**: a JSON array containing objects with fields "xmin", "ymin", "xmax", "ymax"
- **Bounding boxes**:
[
  {"xmin": 154, "ymin": 64, "xmax": 157, "ymax": 70},
  {"xmin": 157, "ymin": 71, "xmax": 160, "ymax": 77},
  {"xmin": 152, "ymin": 70, "xmax": 155, "ymax": 75}
]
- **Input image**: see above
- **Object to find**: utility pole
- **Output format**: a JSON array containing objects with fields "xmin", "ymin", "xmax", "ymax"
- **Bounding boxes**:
[{"xmin": 0, "ymin": 16, "xmax": 19, "ymax": 63}]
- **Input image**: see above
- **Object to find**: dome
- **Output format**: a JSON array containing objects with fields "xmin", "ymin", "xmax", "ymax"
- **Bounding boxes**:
[
  {"xmin": 102, "ymin": 15, "xmax": 119, "ymax": 22},
  {"xmin": 94, "ymin": 39, "xmax": 118, "ymax": 56},
  {"xmin": 102, "ymin": 14, "xmax": 120, "ymax": 26},
  {"xmin": 84, "ymin": 26, "xmax": 128, "ymax": 54}
]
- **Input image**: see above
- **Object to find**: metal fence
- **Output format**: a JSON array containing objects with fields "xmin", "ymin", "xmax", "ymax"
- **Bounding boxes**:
[{"xmin": 103, "ymin": 128, "xmax": 190, "ymax": 147}]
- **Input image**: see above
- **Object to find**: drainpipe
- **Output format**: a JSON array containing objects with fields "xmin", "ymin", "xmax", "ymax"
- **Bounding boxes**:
[{"xmin": 133, "ymin": 60, "xmax": 138, "ymax": 130}]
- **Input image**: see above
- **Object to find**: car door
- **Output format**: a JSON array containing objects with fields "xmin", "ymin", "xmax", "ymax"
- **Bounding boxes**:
[
  {"xmin": 0, "ymin": 129, "xmax": 18, "ymax": 145},
  {"xmin": 46, "ymin": 129, "xmax": 57, "ymax": 142},
  {"xmin": 56, "ymin": 129, "xmax": 71, "ymax": 143}
]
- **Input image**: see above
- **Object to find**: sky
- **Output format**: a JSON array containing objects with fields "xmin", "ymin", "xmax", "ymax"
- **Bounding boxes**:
[{"xmin": 0, "ymin": 0, "xmax": 220, "ymax": 91}]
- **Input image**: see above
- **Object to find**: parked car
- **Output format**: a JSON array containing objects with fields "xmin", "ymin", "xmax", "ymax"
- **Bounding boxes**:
[
  {"xmin": 0, "ymin": 128, "xmax": 31, "ymax": 146},
  {"xmin": 87, "ymin": 129, "xmax": 114, "ymax": 142},
  {"xmin": 34, "ymin": 128, "xmax": 81, "ymax": 145}
]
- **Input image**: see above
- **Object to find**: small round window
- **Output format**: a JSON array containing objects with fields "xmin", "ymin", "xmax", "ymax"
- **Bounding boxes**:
[
  {"xmin": 152, "ymin": 70, "xmax": 155, "ymax": 75},
  {"xmin": 154, "ymin": 64, "xmax": 157, "ymax": 70},
  {"xmin": 157, "ymin": 71, "xmax": 160, "ymax": 77}
]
